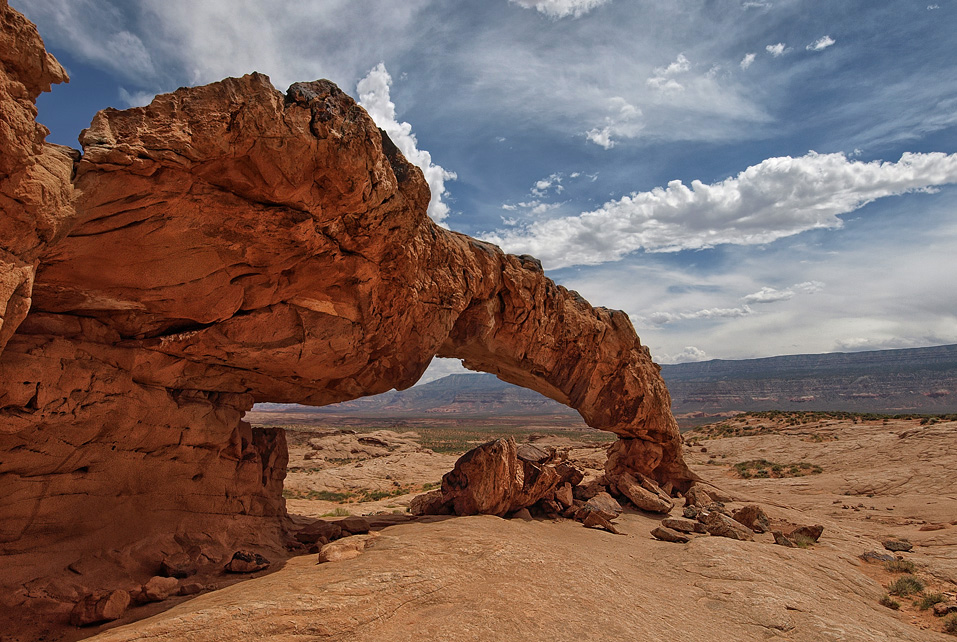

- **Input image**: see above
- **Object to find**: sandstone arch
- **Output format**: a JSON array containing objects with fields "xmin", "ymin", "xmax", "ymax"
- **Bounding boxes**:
[{"xmin": 0, "ymin": 1, "xmax": 692, "ymax": 620}]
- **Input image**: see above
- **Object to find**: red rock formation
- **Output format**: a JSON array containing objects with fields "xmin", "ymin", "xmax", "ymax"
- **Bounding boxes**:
[
  {"xmin": 0, "ymin": 2, "xmax": 693, "ymax": 627},
  {"xmin": 0, "ymin": 0, "xmax": 75, "ymax": 350}
]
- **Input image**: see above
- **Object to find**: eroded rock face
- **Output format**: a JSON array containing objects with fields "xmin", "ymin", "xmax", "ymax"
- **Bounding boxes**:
[
  {"xmin": 0, "ymin": 0, "xmax": 75, "ymax": 351},
  {"xmin": 0, "ymin": 3, "xmax": 693, "ymax": 623}
]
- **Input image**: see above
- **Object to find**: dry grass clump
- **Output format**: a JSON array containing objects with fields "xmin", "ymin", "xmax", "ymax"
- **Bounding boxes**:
[
  {"xmin": 878, "ymin": 594, "xmax": 901, "ymax": 610},
  {"xmin": 884, "ymin": 558, "xmax": 916, "ymax": 573},
  {"xmin": 887, "ymin": 575, "xmax": 924, "ymax": 597}
]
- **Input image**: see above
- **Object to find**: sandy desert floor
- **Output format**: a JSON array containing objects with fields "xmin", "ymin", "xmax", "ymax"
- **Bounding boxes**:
[{"xmin": 65, "ymin": 414, "xmax": 957, "ymax": 640}]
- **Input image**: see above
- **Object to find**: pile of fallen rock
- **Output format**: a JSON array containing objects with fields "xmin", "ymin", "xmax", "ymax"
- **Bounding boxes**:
[
  {"xmin": 69, "ymin": 547, "xmax": 276, "ymax": 626},
  {"xmin": 408, "ymin": 437, "xmax": 824, "ymax": 546}
]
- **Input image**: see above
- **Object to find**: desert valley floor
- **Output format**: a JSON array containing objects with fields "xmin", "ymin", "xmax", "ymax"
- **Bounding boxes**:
[{"xmin": 38, "ymin": 412, "xmax": 956, "ymax": 642}]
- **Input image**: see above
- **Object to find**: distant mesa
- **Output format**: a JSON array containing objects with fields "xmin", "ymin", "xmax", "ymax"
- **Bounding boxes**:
[{"xmin": 255, "ymin": 344, "xmax": 957, "ymax": 429}]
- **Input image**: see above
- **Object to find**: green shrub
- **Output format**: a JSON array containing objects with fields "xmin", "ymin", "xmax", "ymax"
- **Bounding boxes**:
[
  {"xmin": 888, "ymin": 575, "xmax": 924, "ymax": 596},
  {"xmin": 944, "ymin": 613, "xmax": 957, "ymax": 635},
  {"xmin": 879, "ymin": 594, "xmax": 900, "ymax": 610},
  {"xmin": 917, "ymin": 592, "xmax": 945, "ymax": 610},
  {"xmin": 884, "ymin": 558, "xmax": 917, "ymax": 573}
]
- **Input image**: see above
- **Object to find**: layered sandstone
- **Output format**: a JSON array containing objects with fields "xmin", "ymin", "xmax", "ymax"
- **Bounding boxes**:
[{"xmin": 0, "ymin": 2, "xmax": 692, "ymax": 627}]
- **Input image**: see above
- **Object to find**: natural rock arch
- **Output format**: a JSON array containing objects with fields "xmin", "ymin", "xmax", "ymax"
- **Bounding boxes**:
[{"xmin": 0, "ymin": 0, "xmax": 692, "ymax": 621}]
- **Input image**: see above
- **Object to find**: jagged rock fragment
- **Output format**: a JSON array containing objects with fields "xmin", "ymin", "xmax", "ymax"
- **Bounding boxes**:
[
  {"xmin": 69, "ymin": 590, "xmax": 131, "ymax": 627},
  {"xmin": 581, "ymin": 492, "xmax": 623, "ymax": 522},
  {"xmin": 772, "ymin": 531, "xmax": 797, "ymax": 548},
  {"xmin": 612, "ymin": 471, "xmax": 674, "ymax": 514},
  {"xmin": 732, "ymin": 505, "xmax": 771, "ymax": 534},
  {"xmin": 789, "ymin": 525, "xmax": 824, "ymax": 543},
  {"xmin": 651, "ymin": 526, "xmax": 691, "ymax": 543},
  {"xmin": 224, "ymin": 551, "xmax": 271, "ymax": 573},
  {"xmin": 583, "ymin": 512, "xmax": 620, "ymax": 534},
  {"xmin": 700, "ymin": 512, "xmax": 754, "ymax": 541},
  {"xmin": 661, "ymin": 518, "xmax": 707, "ymax": 534}
]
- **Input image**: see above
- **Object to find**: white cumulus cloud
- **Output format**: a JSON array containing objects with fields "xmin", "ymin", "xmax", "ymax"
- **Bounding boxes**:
[
  {"xmin": 766, "ymin": 42, "xmax": 789, "ymax": 57},
  {"xmin": 357, "ymin": 63, "xmax": 457, "ymax": 224},
  {"xmin": 740, "ymin": 53, "xmax": 756, "ymax": 70},
  {"xmin": 806, "ymin": 35, "xmax": 835, "ymax": 52},
  {"xmin": 485, "ymin": 151, "xmax": 957, "ymax": 269},
  {"xmin": 658, "ymin": 346, "xmax": 708, "ymax": 364},
  {"xmin": 509, "ymin": 0, "xmax": 611, "ymax": 19}
]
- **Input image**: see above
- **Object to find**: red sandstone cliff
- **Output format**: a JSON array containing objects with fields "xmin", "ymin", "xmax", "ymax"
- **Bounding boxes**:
[{"xmin": 0, "ymin": 1, "xmax": 692, "ymax": 627}]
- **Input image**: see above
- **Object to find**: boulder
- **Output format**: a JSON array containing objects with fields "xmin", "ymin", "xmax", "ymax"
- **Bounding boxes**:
[
  {"xmin": 178, "ymin": 582, "xmax": 205, "ymax": 596},
  {"xmin": 612, "ymin": 471, "xmax": 674, "ymax": 514},
  {"xmin": 224, "ymin": 551, "xmax": 270, "ymax": 574},
  {"xmin": 160, "ymin": 552, "xmax": 196, "ymax": 579},
  {"xmin": 732, "ymin": 505, "xmax": 770, "ymax": 534},
  {"xmin": 651, "ymin": 526, "xmax": 691, "ymax": 543},
  {"xmin": 337, "ymin": 516, "xmax": 371, "ymax": 535},
  {"xmin": 683, "ymin": 485, "xmax": 715, "ymax": 508},
  {"xmin": 581, "ymin": 492, "xmax": 624, "ymax": 522},
  {"xmin": 700, "ymin": 512, "xmax": 754, "ymax": 541},
  {"xmin": 137, "ymin": 576, "xmax": 179, "ymax": 603},
  {"xmin": 933, "ymin": 602, "xmax": 957, "ymax": 617},
  {"xmin": 69, "ymin": 590, "xmax": 130, "ymax": 627},
  {"xmin": 788, "ymin": 525, "xmax": 824, "ymax": 543},
  {"xmin": 882, "ymin": 539, "xmax": 913, "ymax": 552},
  {"xmin": 860, "ymin": 551, "xmax": 895, "ymax": 563},
  {"xmin": 437, "ymin": 438, "xmax": 572, "ymax": 517},
  {"xmin": 295, "ymin": 520, "xmax": 344, "ymax": 545},
  {"xmin": 409, "ymin": 490, "xmax": 452, "ymax": 516}
]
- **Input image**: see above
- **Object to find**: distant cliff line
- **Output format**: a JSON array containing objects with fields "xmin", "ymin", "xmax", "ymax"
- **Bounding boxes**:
[{"xmin": 253, "ymin": 344, "xmax": 957, "ymax": 424}]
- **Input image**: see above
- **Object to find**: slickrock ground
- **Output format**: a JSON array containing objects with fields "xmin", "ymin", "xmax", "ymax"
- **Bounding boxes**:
[{"xmin": 51, "ymin": 414, "xmax": 954, "ymax": 642}]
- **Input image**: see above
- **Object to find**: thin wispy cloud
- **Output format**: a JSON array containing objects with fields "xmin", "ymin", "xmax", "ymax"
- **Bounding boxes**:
[
  {"xmin": 585, "ymin": 97, "xmax": 643, "ymax": 149},
  {"xmin": 740, "ymin": 53, "xmax": 756, "ymax": 69},
  {"xmin": 806, "ymin": 35, "xmax": 835, "ymax": 52},
  {"xmin": 357, "ymin": 64, "xmax": 457, "ymax": 224},
  {"xmin": 486, "ymin": 151, "xmax": 957, "ymax": 268},
  {"xmin": 742, "ymin": 281, "xmax": 824, "ymax": 304}
]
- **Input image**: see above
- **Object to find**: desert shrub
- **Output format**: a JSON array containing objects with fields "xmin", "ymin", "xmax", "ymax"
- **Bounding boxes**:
[
  {"xmin": 733, "ymin": 459, "xmax": 823, "ymax": 479},
  {"xmin": 884, "ymin": 558, "xmax": 917, "ymax": 573},
  {"xmin": 917, "ymin": 593, "xmax": 945, "ymax": 610},
  {"xmin": 888, "ymin": 575, "xmax": 924, "ymax": 596},
  {"xmin": 879, "ymin": 594, "xmax": 901, "ymax": 610},
  {"xmin": 944, "ymin": 613, "xmax": 957, "ymax": 635}
]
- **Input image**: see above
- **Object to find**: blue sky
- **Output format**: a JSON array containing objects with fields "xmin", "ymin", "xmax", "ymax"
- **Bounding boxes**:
[{"xmin": 19, "ymin": 0, "xmax": 957, "ymax": 381}]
